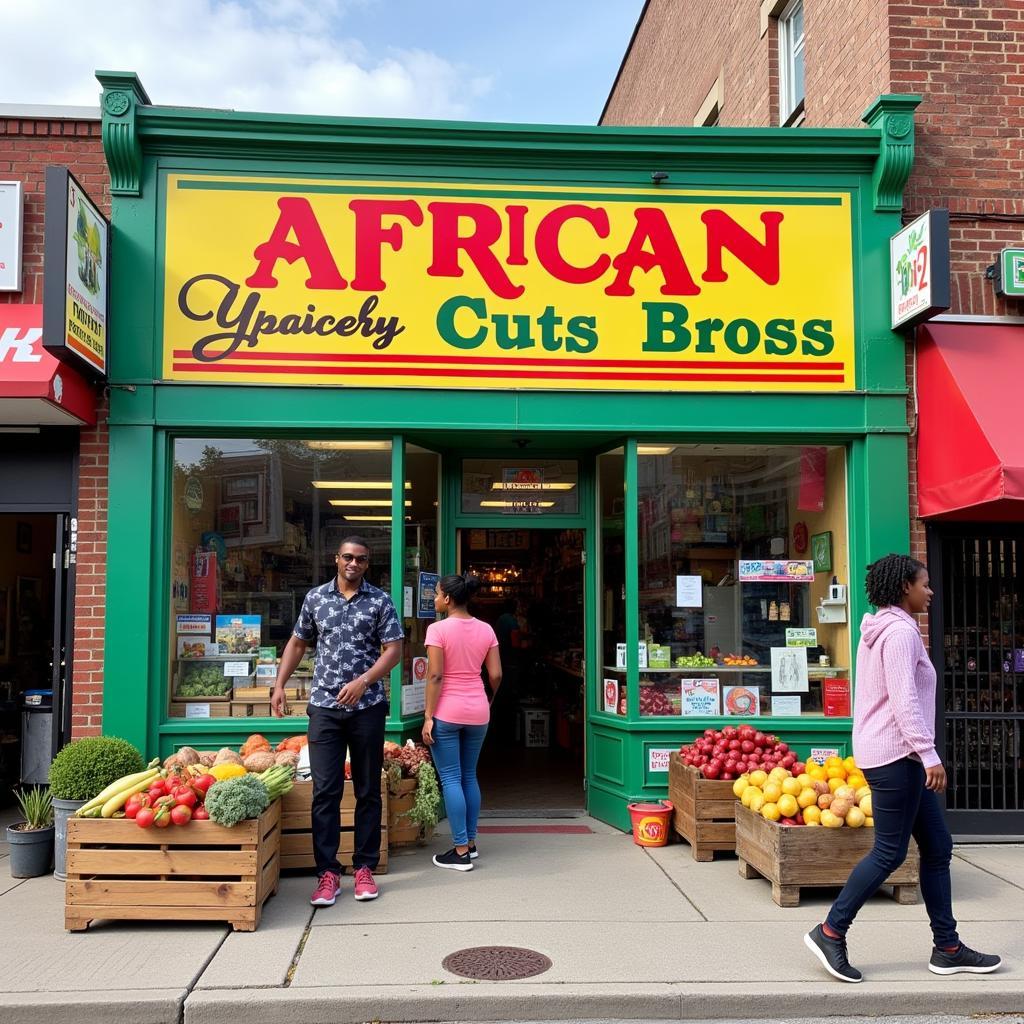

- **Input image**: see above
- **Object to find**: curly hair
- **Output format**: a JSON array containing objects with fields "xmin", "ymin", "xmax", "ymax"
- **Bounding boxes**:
[{"xmin": 865, "ymin": 553, "xmax": 927, "ymax": 608}]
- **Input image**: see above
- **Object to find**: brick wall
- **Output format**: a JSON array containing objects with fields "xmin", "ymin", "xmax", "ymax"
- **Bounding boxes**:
[{"xmin": 0, "ymin": 115, "xmax": 109, "ymax": 738}]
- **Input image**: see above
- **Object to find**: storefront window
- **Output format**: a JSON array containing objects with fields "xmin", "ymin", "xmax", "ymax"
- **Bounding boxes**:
[
  {"xmin": 598, "ymin": 449, "xmax": 626, "ymax": 716},
  {"xmin": 635, "ymin": 444, "xmax": 849, "ymax": 718},
  {"xmin": 461, "ymin": 459, "xmax": 579, "ymax": 515},
  {"xmin": 401, "ymin": 445, "xmax": 440, "ymax": 717},
  {"xmin": 168, "ymin": 438, "xmax": 392, "ymax": 720}
]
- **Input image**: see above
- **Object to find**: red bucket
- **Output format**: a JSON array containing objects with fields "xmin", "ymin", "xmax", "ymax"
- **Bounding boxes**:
[{"xmin": 627, "ymin": 800, "xmax": 673, "ymax": 847}]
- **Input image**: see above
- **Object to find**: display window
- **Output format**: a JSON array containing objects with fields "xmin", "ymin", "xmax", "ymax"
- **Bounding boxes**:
[
  {"xmin": 605, "ymin": 443, "xmax": 850, "ymax": 720},
  {"xmin": 598, "ymin": 448, "xmax": 626, "ymax": 716},
  {"xmin": 461, "ymin": 459, "xmax": 579, "ymax": 515},
  {"xmin": 168, "ymin": 438, "xmax": 394, "ymax": 720}
]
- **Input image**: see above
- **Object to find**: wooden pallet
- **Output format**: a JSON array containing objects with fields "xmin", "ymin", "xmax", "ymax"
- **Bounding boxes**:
[
  {"xmin": 65, "ymin": 801, "xmax": 281, "ymax": 932},
  {"xmin": 734, "ymin": 801, "xmax": 920, "ymax": 907},
  {"xmin": 667, "ymin": 753, "xmax": 737, "ymax": 861},
  {"xmin": 279, "ymin": 775, "xmax": 388, "ymax": 872}
]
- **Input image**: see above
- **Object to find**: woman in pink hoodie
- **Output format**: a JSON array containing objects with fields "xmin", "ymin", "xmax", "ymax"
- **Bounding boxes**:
[{"xmin": 805, "ymin": 554, "xmax": 1001, "ymax": 983}]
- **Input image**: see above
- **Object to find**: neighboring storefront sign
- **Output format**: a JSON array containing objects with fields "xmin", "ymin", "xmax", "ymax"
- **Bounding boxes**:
[
  {"xmin": 890, "ymin": 208, "xmax": 950, "ymax": 330},
  {"xmin": 0, "ymin": 181, "xmax": 24, "ymax": 292},
  {"xmin": 161, "ymin": 175, "xmax": 858, "ymax": 392},
  {"xmin": 417, "ymin": 572, "xmax": 439, "ymax": 618},
  {"xmin": 42, "ymin": 167, "xmax": 109, "ymax": 379},
  {"xmin": 994, "ymin": 247, "xmax": 1024, "ymax": 298},
  {"xmin": 738, "ymin": 559, "xmax": 814, "ymax": 582}
]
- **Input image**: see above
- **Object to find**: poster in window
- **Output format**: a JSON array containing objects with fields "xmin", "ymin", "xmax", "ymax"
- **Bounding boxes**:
[
  {"xmin": 723, "ymin": 685, "xmax": 760, "ymax": 716},
  {"xmin": 771, "ymin": 646, "xmax": 809, "ymax": 693},
  {"xmin": 811, "ymin": 531, "xmax": 833, "ymax": 573}
]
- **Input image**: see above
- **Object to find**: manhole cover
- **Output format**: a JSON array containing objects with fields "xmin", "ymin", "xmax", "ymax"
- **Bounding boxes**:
[{"xmin": 442, "ymin": 945, "xmax": 552, "ymax": 981}]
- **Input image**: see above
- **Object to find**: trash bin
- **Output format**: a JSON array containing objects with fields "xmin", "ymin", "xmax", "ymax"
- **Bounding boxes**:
[{"xmin": 20, "ymin": 689, "xmax": 53, "ymax": 785}]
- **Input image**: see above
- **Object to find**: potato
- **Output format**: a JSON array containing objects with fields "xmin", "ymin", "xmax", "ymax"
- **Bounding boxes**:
[
  {"xmin": 214, "ymin": 747, "xmax": 243, "ymax": 766},
  {"xmin": 243, "ymin": 751, "xmax": 276, "ymax": 773},
  {"xmin": 176, "ymin": 746, "xmax": 201, "ymax": 766},
  {"xmin": 275, "ymin": 751, "xmax": 299, "ymax": 768},
  {"xmin": 198, "ymin": 751, "xmax": 217, "ymax": 768}
]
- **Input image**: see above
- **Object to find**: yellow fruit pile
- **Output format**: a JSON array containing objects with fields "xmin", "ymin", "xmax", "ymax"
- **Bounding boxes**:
[{"xmin": 731, "ymin": 755, "xmax": 874, "ymax": 829}]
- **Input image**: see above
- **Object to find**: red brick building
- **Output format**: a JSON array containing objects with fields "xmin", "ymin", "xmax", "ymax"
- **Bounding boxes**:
[
  {"xmin": 0, "ymin": 105, "xmax": 110, "ymax": 790},
  {"xmin": 603, "ymin": 1, "xmax": 1024, "ymax": 833}
]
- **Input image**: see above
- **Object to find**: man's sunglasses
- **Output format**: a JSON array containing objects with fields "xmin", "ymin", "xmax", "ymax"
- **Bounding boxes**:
[{"xmin": 338, "ymin": 553, "xmax": 369, "ymax": 564}]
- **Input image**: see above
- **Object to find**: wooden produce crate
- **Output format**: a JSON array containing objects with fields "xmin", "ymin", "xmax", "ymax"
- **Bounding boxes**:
[
  {"xmin": 233, "ymin": 686, "xmax": 271, "ymax": 700},
  {"xmin": 64, "ymin": 801, "xmax": 281, "ymax": 932},
  {"xmin": 279, "ymin": 775, "xmax": 388, "ymax": 873},
  {"xmin": 667, "ymin": 752, "xmax": 737, "ymax": 861},
  {"xmin": 388, "ymin": 777, "xmax": 424, "ymax": 847},
  {"xmin": 230, "ymin": 701, "xmax": 272, "ymax": 717},
  {"xmin": 734, "ymin": 801, "xmax": 920, "ymax": 908}
]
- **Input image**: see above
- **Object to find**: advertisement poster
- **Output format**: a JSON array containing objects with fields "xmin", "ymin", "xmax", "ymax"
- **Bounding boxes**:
[
  {"xmin": 675, "ymin": 575, "xmax": 703, "ymax": 608},
  {"xmin": 402, "ymin": 674, "xmax": 427, "ymax": 715},
  {"xmin": 190, "ymin": 550, "xmax": 218, "ymax": 615},
  {"xmin": 603, "ymin": 678, "xmax": 620, "ymax": 715},
  {"xmin": 176, "ymin": 613, "xmax": 212, "ymax": 635},
  {"xmin": 176, "ymin": 638, "xmax": 220, "ymax": 659},
  {"xmin": 771, "ymin": 646, "xmax": 809, "ymax": 693},
  {"xmin": 785, "ymin": 627, "xmax": 817, "ymax": 647},
  {"xmin": 723, "ymin": 685, "xmax": 760, "ymax": 716},
  {"xmin": 417, "ymin": 572, "xmax": 439, "ymax": 618},
  {"xmin": 681, "ymin": 678, "xmax": 720, "ymax": 716},
  {"xmin": 739, "ymin": 560, "xmax": 814, "ymax": 583},
  {"xmin": 823, "ymin": 677, "xmax": 852, "ymax": 717},
  {"xmin": 215, "ymin": 614, "xmax": 261, "ymax": 653}
]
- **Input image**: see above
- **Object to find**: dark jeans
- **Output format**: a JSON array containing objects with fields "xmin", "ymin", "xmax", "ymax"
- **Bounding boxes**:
[
  {"xmin": 307, "ymin": 701, "xmax": 387, "ymax": 874},
  {"xmin": 827, "ymin": 756, "xmax": 958, "ymax": 948}
]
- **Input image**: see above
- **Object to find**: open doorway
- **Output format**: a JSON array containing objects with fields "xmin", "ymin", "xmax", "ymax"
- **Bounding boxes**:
[{"xmin": 459, "ymin": 528, "xmax": 585, "ymax": 813}]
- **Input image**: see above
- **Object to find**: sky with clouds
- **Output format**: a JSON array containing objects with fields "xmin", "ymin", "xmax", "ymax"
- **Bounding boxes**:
[{"xmin": 0, "ymin": 0, "xmax": 645, "ymax": 124}]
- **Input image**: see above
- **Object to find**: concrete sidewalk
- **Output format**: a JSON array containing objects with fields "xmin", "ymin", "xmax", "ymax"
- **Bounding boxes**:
[{"xmin": 1, "ymin": 815, "xmax": 1022, "ymax": 1024}]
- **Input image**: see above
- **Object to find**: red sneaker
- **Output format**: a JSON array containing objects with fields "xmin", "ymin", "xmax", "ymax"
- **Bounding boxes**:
[
  {"xmin": 353, "ymin": 865, "xmax": 379, "ymax": 901},
  {"xmin": 310, "ymin": 870, "xmax": 341, "ymax": 906}
]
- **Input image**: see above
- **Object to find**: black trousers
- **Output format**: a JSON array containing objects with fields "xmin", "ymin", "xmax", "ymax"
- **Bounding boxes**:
[{"xmin": 307, "ymin": 701, "xmax": 387, "ymax": 874}]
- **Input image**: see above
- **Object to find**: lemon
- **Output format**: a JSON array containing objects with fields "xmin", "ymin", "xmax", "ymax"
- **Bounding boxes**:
[
  {"xmin": 761, "ymin": 802, "xmax": 781, "ymax": 822},
  {"xmin": 855, "ymin": 785, "xmax": 871, "ymax": 802},
  {"xmin": 781, "ymin": 777, "xmax": 802, "ymax": 797},
  {"xmin": 749, "ymin": 770, "xmax": 768, "ymax": 788},
  {"xmin": 826, "ymin": 766, "xmax": 846, "ymax": 781},
  {"xmin": 847, "ymin": 774, "xmax": 866, "ymax": 791},
  {"xmin": 748, "ymin": 790, "xmax": 765, "ymax": 813},
  {"xmin": 864, "ymin": 816, "xmax": 874, "ymax": 827},
  {"xmin": 820, "ymin": 808, "xmax": 844, "ymax": 828},
  {"xmin": 796, "ymin": 773, "xmax": 813, "ymax": 789},
  {"xmin": 763, "ymin": 782, "xmax": 783, "ymax": 804},
  {"xmin": 858, "ymin": 794, "xmax": 872, "ymax": 817},
  {"xmin": 845, "ymin": 806, "xmax": 866, "ymax": 828},
  {"xmin": 797, "ymin": 787, "xmax": 818, "ymax": 809},
  {"xmin": 777, "ymin": 794, "xmax": 799, "ymax": 818},
  {"xmin": 828, "ymin": 776, "xmax": 845, "ymax": 793},
  {"xmin": 733, "ymin": 775, "xmax": 750, "ymax": 799},
  {"xmin": 802, "ymin": 804, "xmax": 821, "ymax": 824},
  {"xmin": 843, "ymin": 756, "xmax": 858, "ymax": 774},
  {"xmin": 825, "ymin": 755, "xmax": 843, "ymax": 770},
  {"xmin": 741, "ymin": 785, "xmax": 760, "ymax": 807}
]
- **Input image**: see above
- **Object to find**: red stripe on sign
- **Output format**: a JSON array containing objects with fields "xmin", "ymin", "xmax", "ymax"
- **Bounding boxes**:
[
  {"xmin": 172, "ymin": 349, "xmax": 844, "ymax": 372},
  {"xmin": 475, "ymin": 825, "xmax": 594, "ymax": 834},
  {"xmin": 172, "ymin": 362, "xmax": 846, "ymax": 384}
]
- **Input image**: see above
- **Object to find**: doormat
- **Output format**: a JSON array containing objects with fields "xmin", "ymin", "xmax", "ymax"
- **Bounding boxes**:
[{"xmin": 476, "ymin": 824, "xmax": 593, "ymax": 834}]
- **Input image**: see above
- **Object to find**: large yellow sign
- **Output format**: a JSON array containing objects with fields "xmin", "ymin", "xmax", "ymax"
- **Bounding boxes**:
[{"xmin": 162, "ymin": 175, "xmax": 856, "ymax": 392}]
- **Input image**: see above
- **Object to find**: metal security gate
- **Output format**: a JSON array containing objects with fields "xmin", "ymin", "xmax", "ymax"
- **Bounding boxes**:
[{"xmin": 928, "ymin": 526, "xmax": 1024, "ymax": 836}]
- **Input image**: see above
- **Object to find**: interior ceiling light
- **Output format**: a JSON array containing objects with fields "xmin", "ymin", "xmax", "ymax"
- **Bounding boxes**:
[
  {"xmin": 305, "ymin": 440, "xmax": 391, "ymax": 450},
  {"xmin": 329, "ymin": 499, "xmax": 412, "ymax": 507},
  {"xmin": 479, "ymin": 500, "xmax": 556, "ymax": 509},
  {"xmin": 637, "ymin": 445, "xmax": 677, "ymax": 455},
  {"xmin": 312, "ymin": 481, "xmax": 410, "ymax": 489},
  {"xmin": 489, "ymin": 482, "xmax": 575, "ymax": 491}
]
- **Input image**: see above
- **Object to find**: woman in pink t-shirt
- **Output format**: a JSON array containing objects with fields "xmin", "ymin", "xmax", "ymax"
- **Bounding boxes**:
[{"xmin": 421, "ymin": 573, "xmax": 502, "ymax": 871}]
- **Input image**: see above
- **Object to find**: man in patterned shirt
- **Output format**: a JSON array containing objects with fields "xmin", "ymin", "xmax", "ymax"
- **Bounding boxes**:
[{"xmin": 272, "ymin": 536, "xmax": 404, "ymax": 907}]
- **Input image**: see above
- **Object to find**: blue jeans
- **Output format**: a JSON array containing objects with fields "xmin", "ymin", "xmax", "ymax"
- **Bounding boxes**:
[
  {"xmin": 431, "ymin": 719, "xmax": 488, "ymax": 847},
  {"xmin": 827, "ymin": 757, "xmax": 958, "ymax": 948}
]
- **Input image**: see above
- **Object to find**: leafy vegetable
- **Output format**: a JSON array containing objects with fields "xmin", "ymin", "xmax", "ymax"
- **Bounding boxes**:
[
  {"xmin": 205, "ymin": 774, "xmax": 270, "ymax": 826},
  {"xmin": 176, "ymin": 663, "xmax": 232, "ymax": 698},
  {"xmin": 407, "ymin": 761, "xmax": 441, "ymax": 833}
]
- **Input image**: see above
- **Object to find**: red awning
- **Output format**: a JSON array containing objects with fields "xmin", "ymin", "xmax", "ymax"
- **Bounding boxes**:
[
  {"xmin": 917, "ymin": 322, "xmax": 1024, "ymax": 520},
  {"xmin": 0, "ymin": 305, "xmax": 97, "ymax": 427}
]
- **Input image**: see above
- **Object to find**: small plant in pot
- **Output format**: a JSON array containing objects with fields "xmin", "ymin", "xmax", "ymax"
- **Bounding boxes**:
[
  {"xmin": 49, "ymin": 736, "xmax": 144, "ymax": 880},
  {"xmin": 7, "ymin": 786, "xmax": 55, "ymax": 878}
]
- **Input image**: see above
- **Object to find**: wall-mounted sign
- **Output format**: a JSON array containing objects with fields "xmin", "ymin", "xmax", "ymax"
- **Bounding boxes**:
[
  {"xmin": 890, "ymin": 209, "xmax": 950, "ymax": 330},
  {"xmin": 0, "ymin": 181, "xmax": 24, "ymax": 292},
  {"xmin": 995, "ymin": 247, "xmax": 1024, "ymax": 298},
  {"xmin": 161, "ymin": 175, "xmax": 858, "ymax": 393},
  {"xmin": 43, "ymin": 167, "xmax": 109, "ymax": 379},
  {"xmin": 417, "ymin": 572, "xmax": 439, "ymax": 618}
]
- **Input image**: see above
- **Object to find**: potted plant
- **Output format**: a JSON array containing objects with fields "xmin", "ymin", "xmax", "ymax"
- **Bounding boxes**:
[
  {"xmin": 49, "ymin": 736, "xmax": 144, "ymax": 880},
  {"xmin": 7, "ymin": 786, "xmax": 55, "ymax": 878}
]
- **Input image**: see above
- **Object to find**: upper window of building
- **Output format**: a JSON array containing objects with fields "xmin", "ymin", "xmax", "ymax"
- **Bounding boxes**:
[{"xmin": 779, "ymin": 0, "xmax": 805, "ymax": 125}]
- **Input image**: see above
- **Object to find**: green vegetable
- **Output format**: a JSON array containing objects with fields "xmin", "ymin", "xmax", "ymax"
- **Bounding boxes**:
[
  {"xmin": 407, "ymin": 761, "xmax": 440, "ymax": 833},
  {"xmin": 205, "ymin": 773, "xmax": 270, "ymax": 827},
  {"xmin": 176, "ymin": 663, "xmax": 232, "ymax": 698},
  {"xmin": 49, "ymin": 737, "xmax": 145, "ymax": 802},
  {"xmin": 14, "ymin": 786, "xmax": 53, "ymax": 830},
  {"xmin": 257, "ymin": 764, "xmax": 294, "ymax": 801}
]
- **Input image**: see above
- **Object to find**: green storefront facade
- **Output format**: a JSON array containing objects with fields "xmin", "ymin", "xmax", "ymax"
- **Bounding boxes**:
[{"xmin": 97, "ymin": 72, "xmax": 917, "ymax": 830}]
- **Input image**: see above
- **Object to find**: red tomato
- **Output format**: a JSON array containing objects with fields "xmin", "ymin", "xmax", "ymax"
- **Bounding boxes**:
[
  {"xmin": 147, "ymin": 781, "xmax": 167, "ymax": 798},
  {"xmin": 192, "ymin": 774, "xmax": 216, "ymax": 794},
  {"xmin": 170, "ymin": 804, "xmax": 192, "ymax": 826},
  {"xmin": 135, "ymin": 807, "xmax": 155, "ymax": 829},
  {"xmin": 192, "ymin": 806, "xmax": 210, "ymax": 820},
  {"xmin": 172, "ymin": 786, "xmax": 198, "ymax": 809}
]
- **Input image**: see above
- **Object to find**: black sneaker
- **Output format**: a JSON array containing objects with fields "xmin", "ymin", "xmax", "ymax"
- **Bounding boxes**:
[
  {"xmin": 929, "ymin": 944, "xmax": 1001, "ymax": 975},
  {"xmin": 468, "ymin": 842, "xmax": 479, "ymax": 860},
  {"xmin": 433, "ymin": 848, "xmax": 473, "ymax": 872},
  {"xmin": 804, "ymin": 924, "xmax": 863, "ymax": 983}
]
